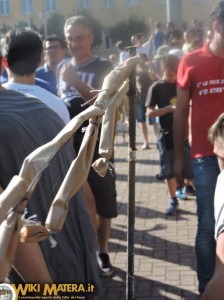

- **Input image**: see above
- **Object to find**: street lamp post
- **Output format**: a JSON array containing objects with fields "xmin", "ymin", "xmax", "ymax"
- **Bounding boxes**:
[
  {"xmin": 166, "ymin": 0, "xmax": 182, "ymax": 30},
  {"xmin": 42, "ymin": 0, "xmax": 48, "ymax": 37},
  {"xmin": 26, "ymin": 0, "xmax": 31, "ymax": 28},
  {"xmin": 44, "ymin": 14, "xmax": 48, "ymax": 37}
]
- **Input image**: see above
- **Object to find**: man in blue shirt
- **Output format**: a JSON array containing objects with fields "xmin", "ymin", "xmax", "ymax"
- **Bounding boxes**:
[
  {"xmin": 36, "ymin": 34, "xmax": 67, "ymax": 94},
  {"xmin": 153, "ymin": 22, "xmax": 165, "ymax": 55}
]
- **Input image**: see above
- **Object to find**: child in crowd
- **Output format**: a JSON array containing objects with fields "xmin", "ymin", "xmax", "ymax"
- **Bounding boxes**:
[{"xmin": 145, "ymin": 54, "xmax": 193, "ymax": 215}]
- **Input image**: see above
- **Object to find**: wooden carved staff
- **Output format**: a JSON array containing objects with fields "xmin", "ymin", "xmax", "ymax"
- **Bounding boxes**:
[{"xmin": 0, "ymin": 56, "xmax": 139, "ymax": 281}]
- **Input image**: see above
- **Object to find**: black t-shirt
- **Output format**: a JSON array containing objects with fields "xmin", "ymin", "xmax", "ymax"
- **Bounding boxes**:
[
  {"xmin": 57, "ymin": 56, "xmax": 113, "ymax": 139},
  {"xmin": 136, "ymin": 69, "xmax": 153, "ymax": 105},
  {"xmin": 145, "ymin": 80, "xmax": 177, "ymax": 132}
]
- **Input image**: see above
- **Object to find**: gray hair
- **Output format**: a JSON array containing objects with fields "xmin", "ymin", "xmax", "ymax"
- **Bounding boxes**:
[{"xmin": 64, "ymin": 15, "xmax": 92, "ymax": 33}]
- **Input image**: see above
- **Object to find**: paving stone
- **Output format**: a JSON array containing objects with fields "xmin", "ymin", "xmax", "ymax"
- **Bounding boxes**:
[{"xmin": 98, "ymin": 126, "xmax": 199, "ymax": 300}]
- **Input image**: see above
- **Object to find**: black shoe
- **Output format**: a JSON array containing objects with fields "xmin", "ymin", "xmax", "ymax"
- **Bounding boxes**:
[
  {"xmin": 156, "ymin": 173, "xmax": 165, "ymax": 180},
  {"xmin": 98, "ymin": 252, "xmax": 114, "ymax": 277},
  {"xmin": 183, "ymin": 185, "xmax": 196, "ymax": 196}
]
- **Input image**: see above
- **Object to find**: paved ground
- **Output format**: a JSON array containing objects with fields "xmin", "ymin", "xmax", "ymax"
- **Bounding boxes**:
[{"xmin": 98, "ymin": 125, "xmax": 199, "ymax": 300}]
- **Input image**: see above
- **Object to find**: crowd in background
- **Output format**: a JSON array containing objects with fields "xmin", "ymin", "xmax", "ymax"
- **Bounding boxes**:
[{"xmin": 1, "ymin": 2, "xmax": 224, "ymax": 299}]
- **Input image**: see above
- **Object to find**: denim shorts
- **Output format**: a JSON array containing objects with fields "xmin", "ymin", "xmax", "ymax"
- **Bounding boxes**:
[
  {"xmin": 136, "ymin": 101, "xmax": 147, "ymax": 122},
  {"xmin": 136, "ymin": 101, "xmax": 157, "ymax": 124}
]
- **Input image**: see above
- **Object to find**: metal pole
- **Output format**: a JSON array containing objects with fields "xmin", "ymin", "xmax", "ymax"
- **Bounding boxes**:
[
  {"xmin": 44, "ymin": 15, "xmax": 48, "ymax": 38},
  {"xmin": 126, "ymin": 46, "xmax": 137, "ymax": 300},
  {"xmin": 26, "ymin": 0, "xmax": 31, "ymax": 28},
  {"xmin": 166, "ymin": 0, "xmax": 182, "ymax": 30},
  {"xmin": 42, "ymin": 0, "xmax": 48, "ymax": 38}
]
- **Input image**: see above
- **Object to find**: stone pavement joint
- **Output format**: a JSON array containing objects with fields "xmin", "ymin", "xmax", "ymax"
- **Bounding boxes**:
[{"xmin": 98, "ymin": 126, "xmax": 199, "ymax": 300}]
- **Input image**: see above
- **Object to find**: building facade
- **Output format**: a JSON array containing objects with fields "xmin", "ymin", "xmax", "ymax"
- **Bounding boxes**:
[{"xmin": 0, "ymin": 0, "xmax": 217, "ymax": 52}]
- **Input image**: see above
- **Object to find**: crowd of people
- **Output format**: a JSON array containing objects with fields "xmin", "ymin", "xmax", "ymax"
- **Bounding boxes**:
[
  {"xmin": 1, "ymin": 1, "xmax": 224, "ymax": 299},
  {"xmin": 0, "ymin": 15, "xmax": 117, "ymax": 299},
  {"xmin": 114, "ymin": 15, "xmax": 203, "ymax": 216}
]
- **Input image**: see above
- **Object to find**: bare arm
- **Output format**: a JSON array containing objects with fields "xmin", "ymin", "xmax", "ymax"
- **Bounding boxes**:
[
  {"xmin": 13, "ymin": 242, "xmax": 53, "ymax": 283},
  {"xmin": 146, "ymin": 105, "xmax": 175, "ymax": 119},
  {"xmin": 173, "ymin": 88, "xmax": 190, "ymax": 187},
  {"xmin": 201, "ymin": 233, "xmax": 224, "ymax": 300}
]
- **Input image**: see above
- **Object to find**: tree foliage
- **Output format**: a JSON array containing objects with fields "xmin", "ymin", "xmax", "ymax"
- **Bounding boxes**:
[
  {"xmin": 14, "ymin": 19, "xmax": 38, "ymax": 32},
  {"xmin": 39, "ymin": 11, "xmax": 102, "ymax": 48},
  {"xmin": 77, "ymin": 10, "xmax": 103, "ymax": 48},
  {"xmin": 40, "ymin": 12, "xmax": 65, "ymax": 40},
  {"xmin": 0, "ymin": 23, "xmax": 12, "ymax": 35},
  {"xmin": 110, "ymin": 15, "xmax": 149, "ymax": 47},
  {"xmin": 0, "ymin": 20, "xmax": 38, "ymax": 36}
]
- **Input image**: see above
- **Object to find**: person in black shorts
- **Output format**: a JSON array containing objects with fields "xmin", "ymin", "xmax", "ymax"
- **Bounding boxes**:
[
  {"xmin": 57, "ymin": 15, "xmax": 117, "ymax": 276},
  {"xmin": 145, "ymin": 54, "xmax": 193, "ymax": 215}
]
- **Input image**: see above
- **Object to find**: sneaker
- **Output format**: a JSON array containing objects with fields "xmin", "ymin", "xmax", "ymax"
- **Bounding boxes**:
[
  {"xmin": 183, "ymin": 185, "xmax": 196, "ymax": 196},
  {"xmin": 176, "ymin": 187, "xmax": 187, "ymax": 200},
  {"xmin": 166, "ymin": 199, "xmax": 179, "ymax": 215},
  {"xmin": 98, "ymin": 252, "xmax": 114, "ymax": 277}
]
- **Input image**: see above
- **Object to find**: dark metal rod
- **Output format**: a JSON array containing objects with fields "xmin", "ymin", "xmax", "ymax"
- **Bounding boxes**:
[{"xmin": 126, "ymin": 46, "xmax": 137, "ymax": 300}]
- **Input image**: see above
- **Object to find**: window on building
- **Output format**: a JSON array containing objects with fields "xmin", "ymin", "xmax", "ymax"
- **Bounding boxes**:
[
  {"xmin": 45, "ymin": 0, "xmax": 57, "ymax": 13},
  {"xmin": 103, "ymin": 28, "xmax": 113, "ymax": 50},
  {"xmin": 0, "ymin": 0, "xmax": 10, "ymax": 16},
  {"xmin": 102, "ymin": 0, "xmax": 115, "ymax": 9},
  {"xmin": 78, "ymin": 0, "xmax": 91, "ymax": 10},
  {"xmin": 126, "ymin": 0, "xmax": 138, "ymax": 7},
  {"xmin": 21, "ymin": 0, "xmax": 34, "ymax": 15}
]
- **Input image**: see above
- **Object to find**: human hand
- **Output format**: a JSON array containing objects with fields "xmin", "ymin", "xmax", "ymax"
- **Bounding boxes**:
[
  {"xmin": 168, "ymin": 105, "xmax": 176, "ymax": 112},
  {"xmin": 174, "ymin": 155, "xmax": 185, "ymax": 188},
  {"xmin": 60, "ymin": 64, "xmax": 79, "ymax": 87}
]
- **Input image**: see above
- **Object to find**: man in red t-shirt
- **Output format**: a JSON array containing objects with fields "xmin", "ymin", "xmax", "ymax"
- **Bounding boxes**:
[{"xmin": 173, "ymin": 1, "xmax": 224, "ymax": 296}]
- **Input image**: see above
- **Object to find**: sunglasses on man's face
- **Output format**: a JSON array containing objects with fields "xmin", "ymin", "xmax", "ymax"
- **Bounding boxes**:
[{"xmin": 44, "ymin": 45, "xmax": 62, "ymax": 51}]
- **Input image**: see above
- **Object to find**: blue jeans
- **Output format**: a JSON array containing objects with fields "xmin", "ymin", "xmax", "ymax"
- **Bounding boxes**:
[{"xmin": 193, "ymin": 156, "xmax": 220, "ymax": 294}]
